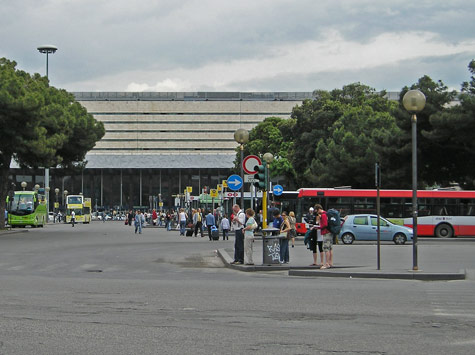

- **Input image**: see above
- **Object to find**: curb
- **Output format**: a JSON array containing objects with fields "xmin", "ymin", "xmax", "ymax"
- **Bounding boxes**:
[
  {"xmin": 288, "ymin": 269, "xmax": 466, "ymax": 281},
  {"xmin": 217, "ymin": 248, "xmax": 466, "ymax": 281}
]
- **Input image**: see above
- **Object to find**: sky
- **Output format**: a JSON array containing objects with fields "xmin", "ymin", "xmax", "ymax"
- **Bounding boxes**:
[{"xmin": 2, "ymin": 0, "xmax": 474, "ymax": 93}]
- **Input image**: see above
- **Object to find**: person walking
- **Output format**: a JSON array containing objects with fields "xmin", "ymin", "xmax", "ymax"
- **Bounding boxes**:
[
  {"xmin": 231, "ymin": 204, "xmax": 245, "ymax": 265},
  {"xmin": 220, "ymin": 214, "xmax": 230, "ymax": 240},
  {"xmin": 128, "ymin": 210, "xmax": 133, "ymax": 227},
  {"xmin": 243, "ymin": 208, "xmax": 257, "ymax": 265},
  {"xmin": 279, "ymin": 212, "xmax": 291, "ymax": 264},
  {"xmin": 193, "ymin": 208, "xmax": 203, "ymax": 237},
  {"xmin": 179, "ymin": 208, "xmax": 188, "ymax": 236},
  {"xmin": 134, "ymin": 210, "xmax": 145, "ymax": 234},
  {"xmin": 288, "ymin": 211, "xmax": 297, "ymax": 248},
  {"xmin": 205, "ymin": 210, "xmax": 216, "ymax": 241},
  {"xmin": 71, "ymin": 210, "xmax": 76, "ymax": 227}
]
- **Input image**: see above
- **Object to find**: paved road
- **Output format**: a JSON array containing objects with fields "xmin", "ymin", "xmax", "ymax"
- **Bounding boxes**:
[{"xmin": 1, "ymin": 222, "xmax": 475, "ymax": 354}]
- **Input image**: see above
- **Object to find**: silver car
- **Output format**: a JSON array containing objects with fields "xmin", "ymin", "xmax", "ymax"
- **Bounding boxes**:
[{"xmin": 340, "ymin": 214, "xmax": 413, "ymax": 245}]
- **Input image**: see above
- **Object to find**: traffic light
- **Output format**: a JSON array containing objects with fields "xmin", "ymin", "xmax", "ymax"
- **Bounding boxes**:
[{"xmin": 253, "ymin": 163, "xmax": 266, "ymax": 190}]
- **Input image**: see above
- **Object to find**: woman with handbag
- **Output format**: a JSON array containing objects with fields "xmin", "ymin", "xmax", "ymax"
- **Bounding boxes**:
[
  {"xmin": 243, "ymin": 208, "xmax": 258, "ymax": 265},
  {"xmin": 280, "ymin": 212, "xmax": 291, "ymax": 264},
  {"xmin": 288, "ymin": 211, "xmax": 297, "ymax": 248}
]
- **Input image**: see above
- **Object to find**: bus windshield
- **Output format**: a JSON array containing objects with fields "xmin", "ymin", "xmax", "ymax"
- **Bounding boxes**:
[
  {"xmin": 67, "ymin": 196, "xmax": 83, "ymax": 204},
  {"xmin": 9, "ymin": 194, "xmax": 35, "ymax": 213}
]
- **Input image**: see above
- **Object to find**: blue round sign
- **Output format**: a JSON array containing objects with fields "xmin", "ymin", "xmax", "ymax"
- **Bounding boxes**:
[
  {"xmin": 227, "ymin": 175, "xmax": 243, "ymax": 191},
  {"xmin": 273, "ymin": 184, "xmax": 284, "ymax": 196}
]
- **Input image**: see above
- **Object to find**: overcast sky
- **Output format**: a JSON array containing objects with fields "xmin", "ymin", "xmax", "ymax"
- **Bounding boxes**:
[{"xmin": 2, "ymin": 0, "xmax": 474, "ymax": 93}]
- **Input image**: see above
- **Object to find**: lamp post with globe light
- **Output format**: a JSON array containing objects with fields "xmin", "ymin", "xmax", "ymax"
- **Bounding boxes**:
[
  {"xmin": 37, "ymin": 45, "xmax": 57, "ymax": 214},
  {"xmin": 262, "ymin": 152, "xmax": 274, "ymax": 228},
  {"xmin": 403, "ymin": 89, "xmax": 426, "ymax": 271},
  {"xmin": 234, "ymin": 128, "xmax": 249, "ymax": 209}
]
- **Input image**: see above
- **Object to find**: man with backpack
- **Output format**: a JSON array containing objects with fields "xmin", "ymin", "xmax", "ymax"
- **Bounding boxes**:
[{"xmin": 315, "ymin": 204, "xmax": 333, "ymax": 269}]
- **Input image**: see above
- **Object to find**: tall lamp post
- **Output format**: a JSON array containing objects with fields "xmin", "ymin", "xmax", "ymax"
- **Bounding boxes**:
[
  {"xmin": 21, "ymin": 181, "xmax": 27, "ymax": 191},
  {"xmin": 37, "ymin": 45, "xmax": 58, "ymax": 214},
  {"xmin": 262, "ymin": 152, "xmax": 274, "ymax": 228},
  {"xmin": 402, "ymin": 89, "xmax": 426, "ymax": 271},
  {"xmin": 234, "ymin": 128, "xmax": 249, "ymax": 209},
  {"xmin": 55, "ymin": 188, "xmax": 60, "ymax": 219}
]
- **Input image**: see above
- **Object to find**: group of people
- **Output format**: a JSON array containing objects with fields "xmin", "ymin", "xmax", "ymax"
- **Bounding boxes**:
[
  {"xmin": 124, "ymin": 203, "xmax": 336, "ymax": 269},
  {"xmin": 304, "ymin": 204, "xmax": 335, "ymax": 269}
]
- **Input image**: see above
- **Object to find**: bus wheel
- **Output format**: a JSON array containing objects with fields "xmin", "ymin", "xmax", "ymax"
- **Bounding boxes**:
[
  {"xmin": 341, "ymin": 233, "xmax": 355, "ymax": 244},
  {"xmin": 435, "ymin": 223, "xmax": 453, "ymax": 238},
  {"xmin": 393, "ymin": 233, "xmax": 407, "ymax": 245}
]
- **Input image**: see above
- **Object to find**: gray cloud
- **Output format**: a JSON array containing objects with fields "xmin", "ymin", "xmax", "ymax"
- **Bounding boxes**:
[{"xmin": 1, "ymin": 0, "xmax": 474, "ymax": 92}]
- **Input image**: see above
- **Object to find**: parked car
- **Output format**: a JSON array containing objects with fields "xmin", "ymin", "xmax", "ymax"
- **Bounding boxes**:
[{"xmin": 340, "ymin": 214, "xmax": 413, "ymax": 245}]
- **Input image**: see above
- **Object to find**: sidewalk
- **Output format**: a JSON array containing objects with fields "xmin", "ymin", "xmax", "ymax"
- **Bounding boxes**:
[{"xmin": 217, "ymin": 237, "xmax": 470, "ymax": 281}]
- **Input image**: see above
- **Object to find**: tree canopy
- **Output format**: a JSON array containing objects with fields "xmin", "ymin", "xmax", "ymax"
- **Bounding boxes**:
[
  {"xmin": 0, "ymin": 57, "xmax": 105, "ymax": 227},
  {"xmin": 238, "ymin": 61, "xmax": 475, "ymax": 190}
]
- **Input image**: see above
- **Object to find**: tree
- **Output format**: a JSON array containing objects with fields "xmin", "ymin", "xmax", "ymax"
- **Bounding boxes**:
[
  {"xmin": 290, "ymin": 83, "xmax": 401, "ymax": 188},
  {"xmin": 236, "ymin": 117, "xmax": 297, "ymax": 187},
  {"xmin": 393, "ymin": 75, "xmax": 457, "ymax": 188},
  {"xmin": 307, "ymin": 85, "xmax": 402, "ymax": 188},
  {"xmin": 0, "ymin": 58, "xmax": 105, "ymax": 227},
  {"xmin": 425, "ymin": 60, "xmax": 475, "ymax": 188}
]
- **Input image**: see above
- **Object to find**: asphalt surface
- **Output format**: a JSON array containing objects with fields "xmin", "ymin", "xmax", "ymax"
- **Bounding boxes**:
[
  {"xmin": 219, "ymin": 234, "xmax": 474, "ymax": 280},
  {"xmin": 1, "ymin": 222, "xmax": 475, "ymax": 354}
]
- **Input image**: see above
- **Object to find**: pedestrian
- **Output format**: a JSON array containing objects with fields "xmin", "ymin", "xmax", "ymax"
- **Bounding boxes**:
[
  {"xmin": 272, "ymin": 209, "xmax": 284, "ymax": 233},
  {"xmin": 178, "ymin": 208, "xmax": 188, "ymax": 236},
  {"xmin": 128, "ymin": 210, "xmax": 133, "ymax": 227},
  {"xmin": 193, "ymin": 208, "xmax": 203, "ymax": 237},
  {"xmin": 166, "ymin": 211, "xmax": 171, "ymax": 231},
  {"xmin": 257, "ymin": 210, "xmax": 263, "ymax": 231},
  {"xmin": 71, "ymin": 210, "xmax": 76, "ymax": 227},
  {"xmin": 152, "ymin": 209, "xmax": 158, "ymax": 226},
  {"xmin": 288, "ymin": 211, "xmax": 297, "ymax": 248},
  {"xmin": 205, "ymin": 210, "xmax": 216, "ymax": 241},
  {"xmin": 243, "ymin": 208, "xmax": 257, "ymax": 265},
  {"xmin": 134, "ymin": 210, "xmax": 145, "ymax": 234},
  {"xmin": 279, "ymin": 212, "xmax": 291, "ymax": 264},
  {"xmin": 230, "ymin": 204, "xmax": 245, "ymax": 265},
  {"xmin": 315, "ymin": 204, "xmax": 332, "ymax": 269},
  {"xmin": 305, "ymin": 207, "xmax": 324, "ymax": 266},
  {"xmin": 220, "ymin": 214, "xmax": 230, "ymax": 240}
]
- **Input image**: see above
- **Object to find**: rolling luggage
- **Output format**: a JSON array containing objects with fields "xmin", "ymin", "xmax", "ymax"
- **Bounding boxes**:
[
  {"xmin": 211, "ymin": 225, "xmax": 219, "ymax": 240},
  {"xmin": 186, "ymin": 228, "xmax": 194, "ymax": 237}
]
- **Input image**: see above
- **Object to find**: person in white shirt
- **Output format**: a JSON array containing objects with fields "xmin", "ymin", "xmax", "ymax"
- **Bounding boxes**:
[
  {"xmin": 220, "ymin": 215, "xmax": 230, "ymax": 240},
  {"xmin": 231, "ymin": 204, "xmax": 246, "ymax": 265},
  {"xmin": 71, "ymin": 210, "xmax": 76, "ymax": 227}
]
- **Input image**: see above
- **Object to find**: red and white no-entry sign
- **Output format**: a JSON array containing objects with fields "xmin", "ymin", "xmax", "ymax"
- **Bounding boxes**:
[{"xmin": 243, "ymin": 155, "xmax": 262, "ymax": 175}]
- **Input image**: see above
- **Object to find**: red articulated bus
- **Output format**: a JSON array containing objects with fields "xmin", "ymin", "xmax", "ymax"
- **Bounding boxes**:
[{"xmin": 296, "ymin": 188, "xmax": 475, "ymax": 238}]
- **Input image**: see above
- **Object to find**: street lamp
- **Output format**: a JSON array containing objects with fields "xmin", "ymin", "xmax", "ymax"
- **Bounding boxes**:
[
  {"xmin": 21, "ymin": 181, "xmax": 27, "ymax": 191},
  {"xmin": 63, "ymin": 190, "xmax": 68, "ymax": 207},
  {"xmin": 55, "ymin": 188, "xmax": 60, "ymax": 215},
  {"xmin": 34, "ymin": 184, "xmax": 40, "ymax": 191},
  {"xmin": 262, "ymin": 153, "xmax": 274, "ymax": 227},
  {"xmin": 234, "ymin": 128, "xmax": 249, "ymax": 209},
  {"xmin": 37, "ymin": 45, "xmax": 57, "ymax": 217},
  {"xmin": 403, "ymin": 89, "xmax": 426, "ymax": 271}
]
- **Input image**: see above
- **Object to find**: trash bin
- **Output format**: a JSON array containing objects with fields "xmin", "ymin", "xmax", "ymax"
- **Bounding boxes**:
[{"xmin": 261, "ymin": 227, "xmax": 285, "ymax": 265}]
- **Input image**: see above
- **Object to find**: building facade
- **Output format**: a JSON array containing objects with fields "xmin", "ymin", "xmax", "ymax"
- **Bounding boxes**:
[{"xmin": 10, "ymin": 92, "xmax": 313, "ymax": 211}]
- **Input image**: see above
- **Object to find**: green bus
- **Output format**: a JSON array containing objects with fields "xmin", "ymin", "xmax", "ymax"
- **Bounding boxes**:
[{"xmin": 6, "ymin": 191, "xmax": 47, "ymax": 228}]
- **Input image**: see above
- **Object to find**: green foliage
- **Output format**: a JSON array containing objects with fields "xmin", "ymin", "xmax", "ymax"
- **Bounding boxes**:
[
  {"xmin": 0, "ymin": 57, "xmax": 105, "ymax": 226},
  {"xmin": 291, "ymin": 83, "xmax": 400, "ymax": 187},
  {"xmin": 235, "ymin": 117, "xmax": 297, "ymax": 185}
]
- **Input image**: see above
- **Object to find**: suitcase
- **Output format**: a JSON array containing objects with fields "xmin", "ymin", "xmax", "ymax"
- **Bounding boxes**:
[
  {"xmin": 211, "ymin": 226, "xmax": 219, "ymax": 240},
  {"xmin": 186, "ymin": 229, "xmax": 194, "ymax": 237}
]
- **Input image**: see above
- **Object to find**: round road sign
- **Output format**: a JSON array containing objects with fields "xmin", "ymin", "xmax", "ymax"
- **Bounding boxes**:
[{"xmin": 243, "ymin": 155, "xmax": 262, "ymax": 175}]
